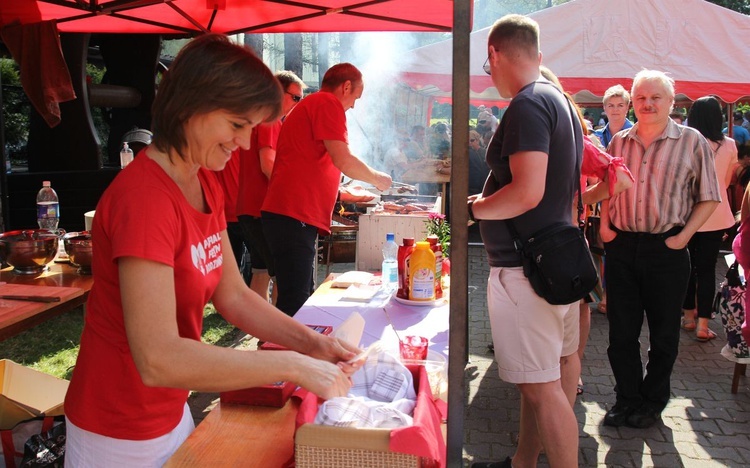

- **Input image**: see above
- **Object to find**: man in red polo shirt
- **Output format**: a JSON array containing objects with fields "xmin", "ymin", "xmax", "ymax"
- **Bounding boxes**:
[
  {"xmin": 237, "ymin": 71, "xmax": 306, "ymax": 303},
  {"xmin": 262, "ymin": 63, "xmax": 392, "ymax": 315}
]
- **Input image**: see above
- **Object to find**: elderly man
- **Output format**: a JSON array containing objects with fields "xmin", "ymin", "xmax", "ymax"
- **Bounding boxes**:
[
  {"xmin": 469, "ymin": 14, "xmax": 582, "ymax": 468},
  {"xmin": 594, "ymin": 84, "xmax": 633, "ymax": 149},
  {"xmin": 261, "ymin": 63, "xmax": 391, "ymax": 316},
  {"xmin": 600, "ymin": 70, "xmax": 721, "ymax": 428}
]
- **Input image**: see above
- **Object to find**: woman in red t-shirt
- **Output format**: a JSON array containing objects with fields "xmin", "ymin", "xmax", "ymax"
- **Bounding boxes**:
[{"xmin": 64, "ymin": 34, "xmax": 361, "ymax": 467}]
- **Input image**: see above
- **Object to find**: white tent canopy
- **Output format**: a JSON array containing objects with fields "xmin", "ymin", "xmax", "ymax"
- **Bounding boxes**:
[{"xmin": 400, "ymin": 0, "xmax": 750, "ymax": 105}]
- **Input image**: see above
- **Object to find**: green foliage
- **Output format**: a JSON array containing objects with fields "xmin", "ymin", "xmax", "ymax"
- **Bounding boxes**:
[
  {"xmin": 0, "ymin": 303, "xmax": 239, "ymax": 380},
  {"xmin": 708, "ymin": 0, "xmax": 750, "ymax": 15},
  {"xmin": 425, "ymin": 212, "xmax": 451, "ymax": 257},
  {"xmin": 1, "ymin": 58, "xmax": 30, "ymax": 159}
]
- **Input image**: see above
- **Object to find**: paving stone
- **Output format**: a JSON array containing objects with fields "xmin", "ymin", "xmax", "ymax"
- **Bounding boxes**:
[{"xmin": 461, "ymin": 245, "xmax": 744, "ymax": 466}]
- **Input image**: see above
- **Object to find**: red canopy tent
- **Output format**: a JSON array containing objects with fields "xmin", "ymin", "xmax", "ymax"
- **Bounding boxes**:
[
  {"xmin": 0, "ymin": 0, "xmax": 457, "ymax": 34},
  {"xmin": 400, "ymin": 0, "xmax": 750, "ymax": 106},
  {"xmin": 0, "ymin": 2, "xmax": 475, "ymax": 466}
]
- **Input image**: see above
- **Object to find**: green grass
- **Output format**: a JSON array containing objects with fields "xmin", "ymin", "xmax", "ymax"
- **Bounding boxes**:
[{"xmin": 0, "ymin": 304, "xmax": 240, "ymax": 380}]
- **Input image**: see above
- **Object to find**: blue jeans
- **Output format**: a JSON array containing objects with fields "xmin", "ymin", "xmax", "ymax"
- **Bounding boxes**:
[
  {"xmin": 261, "ymin": 211, "xmax": 318, "ymax": 316},
  {"xmin": 604, "ymin": 227, "xmax": 690, "ymax": 409}
]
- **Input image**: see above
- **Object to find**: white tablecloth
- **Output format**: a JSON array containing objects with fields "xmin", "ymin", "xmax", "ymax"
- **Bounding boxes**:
[{"xmin": 295, "ymin": 288, "xmax": 449, "ymax": 360}]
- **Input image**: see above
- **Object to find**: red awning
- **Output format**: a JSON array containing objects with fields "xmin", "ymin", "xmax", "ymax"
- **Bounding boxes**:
[{"xmin": 0, "ymin": 0, "xmax": 460, "ymax": 35}]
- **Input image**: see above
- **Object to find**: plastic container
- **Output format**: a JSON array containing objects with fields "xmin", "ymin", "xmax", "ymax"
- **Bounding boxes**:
[
  {"xmin": 409, "ymin": 241, "xmax": 436, "ymax": 301},
  {"xmin": 120, "ymin": 141, "xmax": 134, "ymax": 168},
  {"xmin": 36, "ymin": 181, "xmax": 59, "ymax": 231},
  {"xmin": 381, "ymin": 233, "xmax": 398, "ymax": 293},
  {"xmin": 397, "ymin": 237, "xmax": 415, "ymax": 299},
  {"xmin": 426, "ymin": 235, "xmax": 443, "ymax": 299}
]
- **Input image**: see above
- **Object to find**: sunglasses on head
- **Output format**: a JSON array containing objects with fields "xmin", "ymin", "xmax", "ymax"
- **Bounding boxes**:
[{"xmin": 286, "ymin": 91, "xmax": 302, "ymax": 103}]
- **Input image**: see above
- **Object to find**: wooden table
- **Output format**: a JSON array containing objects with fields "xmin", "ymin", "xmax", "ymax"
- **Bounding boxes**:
[
  {"xmin": 166, "ymin": 275, "xmax": 449, "ymax": 466},
  {"xmin": 0, "ymin": 262, "xmax": 93, "ymax": 340},
  {"xmin": 165, "ymin": 399, "xmax": 299, "ymax": 467}
]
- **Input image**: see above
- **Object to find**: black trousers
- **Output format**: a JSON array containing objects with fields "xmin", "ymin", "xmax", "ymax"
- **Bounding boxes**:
[
  {"xmin": 682, "ymin": 229, "xmax": 724, "ymax": 319},
  {"xmin": 261, "ymin": 211, "xmax": 318, "ymax": 316},
  {"xmin": 604, "ymin": 227, "xmax": 690, "ymax": 409}
]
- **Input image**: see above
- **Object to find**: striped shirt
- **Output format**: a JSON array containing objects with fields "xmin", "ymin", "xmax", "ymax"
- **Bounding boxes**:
[{"xmin": 608, "ymin": 119, "xmax": 721, "ymax": 234}]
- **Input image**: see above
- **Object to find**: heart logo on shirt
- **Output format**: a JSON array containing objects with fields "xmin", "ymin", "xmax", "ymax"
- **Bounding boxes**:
[{"xmin": 191, "ymin": 242, "xmax": 207, "ymax": 275}]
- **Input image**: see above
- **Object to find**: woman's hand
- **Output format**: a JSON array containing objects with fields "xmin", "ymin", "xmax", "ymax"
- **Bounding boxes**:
[
  {"xmin": 307, "ymin": 335, "xmax": 362, "ymax": 375},
  {"xmin": 295, "ymin": 355, "xmax": 354, "ymax": 399}
]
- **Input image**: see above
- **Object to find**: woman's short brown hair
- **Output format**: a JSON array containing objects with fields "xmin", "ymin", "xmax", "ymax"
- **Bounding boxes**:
[{"xmin": 151, "ymin": 34, "xmax": 283, "ymax": 157}]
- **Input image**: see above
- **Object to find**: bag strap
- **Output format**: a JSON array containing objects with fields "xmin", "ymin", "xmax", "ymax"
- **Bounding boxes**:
[
  {"xmin": 0, "ymin": 429, "xmax": 17, "ymax": 468},
  {"xmin": 505, "ymin": 83, "xmax": 584, "ymax": 252}
]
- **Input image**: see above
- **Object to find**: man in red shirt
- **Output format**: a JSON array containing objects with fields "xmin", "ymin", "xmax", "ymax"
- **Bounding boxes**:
[
  {"xmin": 262, "ymin": 63, "xmax": 392, "ymax": 315},
  {"xmin": 237, "ymin": 71, "xmax": 306, "ymax": 302}
]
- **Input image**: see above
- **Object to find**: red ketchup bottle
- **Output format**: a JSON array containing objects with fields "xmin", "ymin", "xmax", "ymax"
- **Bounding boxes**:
[
  {"xmin": 426, "ymin": 235, "xmax": 443, "ymax": 299},
  {"xmin": 397, "ymin": 238, "xmax": 415, "ymax": 299}
]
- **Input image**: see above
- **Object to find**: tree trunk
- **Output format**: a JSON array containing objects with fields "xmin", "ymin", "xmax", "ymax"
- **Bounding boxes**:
[
  {"xmin": 316, "ymin": 33, "xmax": 330, "ymax": 87},
  {"xmin": 284, "ymin": 34, "xmax": 303, "ymax": 78},
  {"xmin": 243, "ymin": 33, "xmax": 264, "ymax": 58}
]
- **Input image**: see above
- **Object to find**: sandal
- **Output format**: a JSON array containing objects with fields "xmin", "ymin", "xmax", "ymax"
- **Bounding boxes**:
[
  {"xmin": 696, "ymin": 328, "xmax": 717, "ymax": 342},
  {"xmin": 681, "ymin": 318, "xmax": 697, "ymax": 331},
  {"xmin": 577, "ymin": 378, "xmax": 584, "ymax": 395}
]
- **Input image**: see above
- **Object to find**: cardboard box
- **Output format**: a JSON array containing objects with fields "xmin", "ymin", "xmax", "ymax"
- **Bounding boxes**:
[
  {"xmin": 220, "ymin": 381, "xmax": 296, "ymax": 408},
  {"xmin": 258, "ymin": 325, "xmax": 333, "ymax": 351},
  {"xmin": 0, "ymin": 360, "xmax": 69, "ymax": 430}
]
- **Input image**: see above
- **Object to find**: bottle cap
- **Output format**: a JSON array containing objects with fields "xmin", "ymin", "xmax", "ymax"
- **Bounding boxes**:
[
  {"xmin": 42, "ymin": 180, "xmax": 51, "ymax": 187},
  {"xmin": 386, "ymin": 233, "xmax": 395, "ymax": 242},
  {"xmin": 403, "ymin": 238, "xmax": 415, "ymax": 246},
  {"xmin": 122, "ymin": 142, "xmax": 130, "ymax": 151}
]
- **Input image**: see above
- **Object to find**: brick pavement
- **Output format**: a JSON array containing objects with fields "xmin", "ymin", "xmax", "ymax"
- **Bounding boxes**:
[{"xmin": 463, "ymin": 244, "xmax": 750, "ymax": 467}]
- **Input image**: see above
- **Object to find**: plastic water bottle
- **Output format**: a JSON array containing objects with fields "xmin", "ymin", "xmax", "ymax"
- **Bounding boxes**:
[
  {"xmin": 382, "ymin": 232, "xmax": 399, "ymax": 293},
  {"xmin": 120, "ymin": 141, "xmax": 134, "ymax": 168},
  {"xmin": 36, "ymin": 181, "xmax": 59, "ymax": 231}
]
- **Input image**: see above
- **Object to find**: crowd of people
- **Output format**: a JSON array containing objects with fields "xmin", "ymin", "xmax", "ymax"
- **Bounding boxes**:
[
  {"xmin": 468, "ymin": 13, "xmax": 750, "ymax": 468},
  {"xmin": 58, "ymin": 14, "xmax": 750, "ymax": 467}
]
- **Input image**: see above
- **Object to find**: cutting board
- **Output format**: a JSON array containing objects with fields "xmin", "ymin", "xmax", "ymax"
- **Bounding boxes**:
[{"xmin": 0, "ymin": 284, "xmax": 85, "ymax": 333}]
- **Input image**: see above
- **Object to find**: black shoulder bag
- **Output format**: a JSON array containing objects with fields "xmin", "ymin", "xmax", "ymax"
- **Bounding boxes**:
[{"xmin": 504, "ymin": 98, "xmax": 599, "ymax": 305}]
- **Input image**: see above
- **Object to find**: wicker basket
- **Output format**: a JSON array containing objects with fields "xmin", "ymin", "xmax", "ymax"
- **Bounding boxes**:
[{"xmin": 295, "ymin": 424, "xmax": 422, "ymax": 468}]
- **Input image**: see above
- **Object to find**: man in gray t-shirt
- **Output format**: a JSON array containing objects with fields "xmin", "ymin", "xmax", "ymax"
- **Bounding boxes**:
[{"xmin": 468, "ymin": 14, "xmax": 582, "ymax": 468}]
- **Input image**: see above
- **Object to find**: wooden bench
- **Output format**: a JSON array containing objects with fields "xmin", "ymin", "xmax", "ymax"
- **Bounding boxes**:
[{"xmin": 0, "ymin": 262, "xmax": 93, "ymax": 340}]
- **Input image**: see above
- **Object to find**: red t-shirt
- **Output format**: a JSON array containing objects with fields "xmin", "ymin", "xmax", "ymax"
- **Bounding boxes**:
[
  {"xmin": 261, "ymin": 91, "xmax": 346, "ymax": 234},
  {"xmin": 213, "ymin": 150, "xmax": 240, "ymax": 222},
  {"xmin": 64, "ymin": 155, "xmax": 226, "ymax": 440},
  {"xmin": 236, "ymin": 121, "xmax": 281, "ymax": 217}
]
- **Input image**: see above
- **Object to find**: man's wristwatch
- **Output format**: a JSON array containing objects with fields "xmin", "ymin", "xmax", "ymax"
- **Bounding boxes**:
[{"xmin": 468, "ymin": 200, "xmax": 477, "ymax": 222}]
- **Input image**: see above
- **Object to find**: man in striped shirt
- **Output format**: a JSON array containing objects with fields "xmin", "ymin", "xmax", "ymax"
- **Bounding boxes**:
[{"xmin": 599, "ymin": 70, "xmax": 721, "ymax": 429}]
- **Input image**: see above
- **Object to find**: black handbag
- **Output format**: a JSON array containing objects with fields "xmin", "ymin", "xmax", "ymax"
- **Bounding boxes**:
[
  {"xmin": 585, "ymin": 203, "xmax": 604, "ymax": 255},
  {"xmin": 507, "ymin": 219, "xmax": 599, "ymax": 305},
  {"xmin": 504, "ymin": 95, "xmax": 598, "ymax": 305}
]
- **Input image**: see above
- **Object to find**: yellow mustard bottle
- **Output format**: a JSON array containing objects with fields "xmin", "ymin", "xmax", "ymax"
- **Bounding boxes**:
[{"xmin": 409, "ymin": 241, "xmax": 436, "ymax": 301}]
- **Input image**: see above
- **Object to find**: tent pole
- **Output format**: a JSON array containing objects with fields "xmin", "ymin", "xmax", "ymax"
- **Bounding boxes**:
[{"xmin": 447, "ymin": 0, "xmax": 471, "ymax": 466}]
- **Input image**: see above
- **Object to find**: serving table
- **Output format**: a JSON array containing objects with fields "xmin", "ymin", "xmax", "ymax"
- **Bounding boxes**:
[
  {"xmin": 166, "ymin": 275, "xmax": 449, "ymax": 466},
  {"xmin": 0, "ymin": 262, "xmax": 93, "ymax": 341}
]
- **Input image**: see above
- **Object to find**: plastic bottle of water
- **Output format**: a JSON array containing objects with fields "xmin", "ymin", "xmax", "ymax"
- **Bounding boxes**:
[
  {"xmin": 36, "ymin": 181, "xmax": 59, "ymax": 231},
  {"xmin": 120, "ymin": 141, "xmax": 134, "ymax": 168},
  {"xmin": 382, "ymin": 232, "xmax": 399, "ymax": 293}
]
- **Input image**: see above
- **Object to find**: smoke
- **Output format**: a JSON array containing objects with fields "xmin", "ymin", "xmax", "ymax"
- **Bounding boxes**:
[{"xmin": 344, "ymin": 32, "xmax": 438, "ymax": 181}]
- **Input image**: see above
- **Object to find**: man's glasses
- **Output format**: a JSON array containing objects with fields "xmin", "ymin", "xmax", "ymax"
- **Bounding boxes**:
[
  {"xmin": 286, "ymin": 91, "xmax": 302, "ymax": 103},
  {"xmin": 483, "ymin": 56, "xmax": 491, "ymax": 75}
]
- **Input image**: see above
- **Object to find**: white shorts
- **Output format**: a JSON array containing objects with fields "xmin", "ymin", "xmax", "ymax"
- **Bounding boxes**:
[
  {"xmin": 487, "ymin": 267, "xmax": 579, "ymax": 384},
  {"xmin": 65, "ymin": 403, "xmax": 195, "ymax": 467}
]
